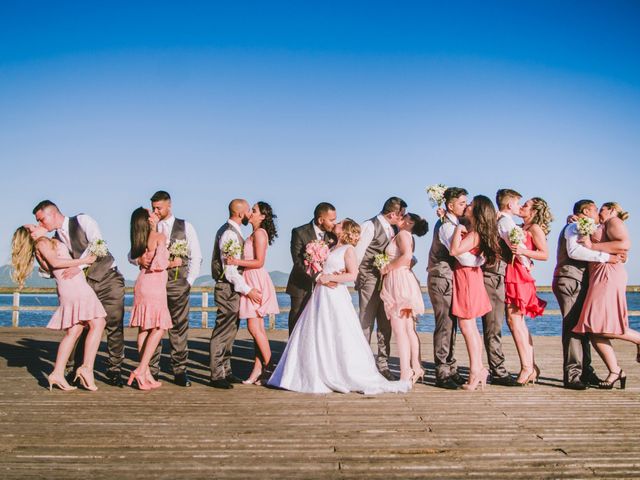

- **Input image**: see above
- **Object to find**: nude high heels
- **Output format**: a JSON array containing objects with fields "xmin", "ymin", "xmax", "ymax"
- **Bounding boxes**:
[
  {"xmin": 411, "ymin": 367, "xmax": 425, "ymax": 385},
  {"xmin": 462, "ymin": 368, "xmax": 488, "ymax": 391},
  {"xmin": 127, "ymin": 371, "xmax": 152, "ymax": 391},
  {"xmin": 74, "ymin": 366, "xmax": 98, "ymax": 391},
  {"xmin": 47, "ymin": 374, "xmax": 77, "ymax": 392}
]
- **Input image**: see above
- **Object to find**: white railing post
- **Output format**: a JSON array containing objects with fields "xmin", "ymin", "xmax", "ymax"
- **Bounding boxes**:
[
  {"xmin": 201, "ymin": 291, "xmax": 209, "ymax": 328},
  {"xmin": 12, "ymin": 292, "xmax": 20, "ymax": 327}
]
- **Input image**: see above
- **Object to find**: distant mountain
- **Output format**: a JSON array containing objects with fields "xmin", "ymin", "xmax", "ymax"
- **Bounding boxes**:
[
  {"xmin": 0, "ymin": 264, "xmax": 55, "ymax": 288},
  {"xmin": 192, "ymin": 270, "xmax": 290, "ymax": 288}
]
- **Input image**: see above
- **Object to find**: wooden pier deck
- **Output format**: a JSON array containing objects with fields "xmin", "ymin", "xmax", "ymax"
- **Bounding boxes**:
[{"xmin": 0, "ymin": 328, "xmax": 638, "ymax": 479}]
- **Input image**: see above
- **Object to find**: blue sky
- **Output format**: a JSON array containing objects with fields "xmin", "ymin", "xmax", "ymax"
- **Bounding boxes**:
[{"xmin": 1, "ymin": 1, "xmax": 639, "ymax": 284}]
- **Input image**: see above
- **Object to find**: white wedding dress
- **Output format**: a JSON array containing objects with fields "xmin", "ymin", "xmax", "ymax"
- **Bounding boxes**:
[{"xmin": 268, "ymin": 245, "xmax": 411, "ymax": 394}]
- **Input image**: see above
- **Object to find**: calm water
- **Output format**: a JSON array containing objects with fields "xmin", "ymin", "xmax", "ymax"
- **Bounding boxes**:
[{"xmin": 2, "ymin": 292, "xmax": 639, "ymax": 336}]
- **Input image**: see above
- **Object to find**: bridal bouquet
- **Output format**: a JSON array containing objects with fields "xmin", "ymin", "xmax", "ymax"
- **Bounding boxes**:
[
  {"xmin": 169, "ymin": 239, "xmax": 191, "ymax": 280},
  {"xmin": 304, "ymin": 239, "xmax": 329, "ymax": 276},
  {"xmin": 373, "ymin": 252, "xmax": 390, "ymax": 290},
  {"xmin": 88, "ymin": 239, "xmax": 109, "ymax": 258},
  {"xmin": 85, "ymin": 239, "xmax": 109, "ymax": 276},
  {"xmin": 426, "ymin": 184, "xmax": 447, "ymax": 218},
  {"xmin": 219, "ymin": 238, "xmax": 242, "ymax": 280},
  {"xmin": 576, "ymin": 217, "xmax": 598, "ymax": 237},
  {"xmin": 508, "ymin": 226, "xmax": 526, "ymax": 266}
]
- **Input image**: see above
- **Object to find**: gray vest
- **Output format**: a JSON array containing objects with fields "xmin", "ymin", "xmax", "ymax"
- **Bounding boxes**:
[
  {"xmin": 553, "ymin": 224, "xmax": 588, "ymax": 281},
  {"xmin": 355, "ymin": 217, "xmax": 391, "ymax": 290},
  {"xmin": 211, "ymin": 223, "xmax": 245, "ymax": 284},
  {"xmin": 168, "ymin": 218, "xmax": 188, "ymax": 282},
  {"xmin": 427, "ymin": 218, "xmax": 455, "ymax": 279},
  {"xmin": 64, "ymin": 215, "xmax": 115, "ymax": 282}
]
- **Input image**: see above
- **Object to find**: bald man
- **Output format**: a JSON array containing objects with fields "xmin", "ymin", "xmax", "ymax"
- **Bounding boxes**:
[{"xmin": 209, "ymin": 199, "xmax": 262, "ymax": 389}]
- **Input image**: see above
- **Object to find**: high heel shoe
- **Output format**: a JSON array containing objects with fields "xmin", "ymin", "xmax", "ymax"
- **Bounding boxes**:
[
  {"xmin": 242, "ymin": 369, "xmax": 263, "ymax": 385},
  {"xmin": 47, "ymin": 374, "xmax": 76, "ymax": 392},
  {"xmin": 598, "ymin": 369, "xmax": 627, "ymax": 390},
  {"xmin": 515, "ymin": 367, "xmax": 536, "ymax": 387},
  {"xmin": 126, "ymin": 371, "xmax": 152, "ymax": 391},
  {"xmin": 411, "ymin": 367, "xmax": 425, "ymax": 385},
  {"xmin": 74, "ymin": 366, "xmax": 98, "ymax": 391},
  {"xmin": 534, "ymin": 364, "xmax": 541, "ymax": 383},
  {"xmin": 462, "ymin": 368, "xmax": 488, "ymax": 391}
]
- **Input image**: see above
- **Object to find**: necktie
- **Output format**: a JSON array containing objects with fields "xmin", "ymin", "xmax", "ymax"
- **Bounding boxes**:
[{"xmin": 58, "ymin": 229, "xmax": 71, "ymax": 249}]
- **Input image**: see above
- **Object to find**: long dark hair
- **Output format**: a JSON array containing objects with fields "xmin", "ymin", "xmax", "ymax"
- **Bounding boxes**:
[
  {"xmin": 471, "ymin": 195, "xmax": 500, "ymax": 267},
  {"xmin": 130, "ymin": 207, "xmax": 151, "ymax": 259},
  {"xmin": 257, "ymin": 201, "xmax": 278, "ymax": 245}
]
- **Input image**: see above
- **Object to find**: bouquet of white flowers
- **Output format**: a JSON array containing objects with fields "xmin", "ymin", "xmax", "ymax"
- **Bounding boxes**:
[
  {"xmin": 169, "ymin": 239, "xmax": 191, "ymax": 280},
  {"xmin": 508, "ymin": 226, "xmax": 526, "ymax": 266},
  {"xmin": 373, "ymin": 253, "xmax": 390, "ymax": 271},
  {"xmin": 88, "ymin": 239, "xmax": 109, "ymax": 258},
  {"xmin": 576, "ymin": 217, "xmax": 598, "ymax": 237},
  {"xmin": 219, "ymin": 238, "xmax": 242, "ymax": 280},
  {"xmin": 425, "ymin": 184, "xmax": 447, "ymax": 218}
]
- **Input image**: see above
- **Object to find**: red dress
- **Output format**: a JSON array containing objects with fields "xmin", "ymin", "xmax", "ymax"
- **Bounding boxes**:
[
  {"xmin": 504, "ymin": 231, "xmax": 546, "ymax": 318},
  {"xmin": 452, "ymin": 247, "xmax": 492, "ymax": 319}
]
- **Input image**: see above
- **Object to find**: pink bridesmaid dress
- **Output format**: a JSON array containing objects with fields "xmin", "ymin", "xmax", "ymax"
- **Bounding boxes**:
[
  {"xmin": 239, "ymin": 229, "xmax": 280, "ymax": 319},
  {"xmin": 573, "ymin": 221, "xmax": 628, "ymax": 335},
  {"xmin": 504, "ymin": 231, "xmax": 547, "ymax": 318},
  {"xmin": 380, "ymin": 231, "xmax": 425, "ymax": 319},
  {"xmin": 451, "ymin": 246, "xmax": 492, "ymax": 319},
  {"xmin": 47, "ymin": 241, "xmax": 107, "ymax": 330},
  {"xmin": 130, "ymin": 242, "xmax": 172, "ymax": 330}
]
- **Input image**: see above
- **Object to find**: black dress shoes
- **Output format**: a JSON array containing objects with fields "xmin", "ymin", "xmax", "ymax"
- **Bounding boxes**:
[
  {"xmin": 564, "ymin": 380, "xmax": 587, "ymax": 390},
  {"xmin": 379, "ymin": 369, "xmax": 397, "ymax": 381},
  {"xmin": 106, "ymin": 370, "xmax": 124, "ymax": 388},
  {"xmin": 174, "ymin": 372, "xmax": 192, "ymax": 387},
  {"xmin": 225, "ymin": 374, "xmax": 242, "ymax": 384},
  {"xmin": 491, "ymin": 375, "xmax": 518, "ymax": 387},
  {"xmin": 580, "ymin": 372, "xmax": 602, "ymax": 388},
  {"xmin": 449, "ymin": 372, "xmax": 466, "ymax": 385},
  {"xmin": 210, "ymin": 378, "xmax": 233, "ymax": 389},
  {"xmin": 435, "ymin": 377, "xmax": 460, "ymax": 390}
]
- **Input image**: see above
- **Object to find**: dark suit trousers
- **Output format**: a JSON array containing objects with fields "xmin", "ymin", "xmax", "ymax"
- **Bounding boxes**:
[
  {"xmin": 288, "ymin": 291, "xmax": 312, "ymax": 335},
  {"xmin": 150, "ymin": 278, "xmax": 191, "ymax": 376},
  {"xmin": 552, "ymin": 276, "xmax": 594, "ymax": 383},
  {"xmin": 210, "ymin": 283, "xmax": 240, "ymax": 380},
  {"xmin": 428, "ymin": 275, "xmax": 458, "ymax": 381},
  {"xmin": 481, "ymin": 272, "xmax": 510, "ymax": 378},
  {"xmin": 71, "ymin": 268, "xmax": 125, "ymax": 374}
]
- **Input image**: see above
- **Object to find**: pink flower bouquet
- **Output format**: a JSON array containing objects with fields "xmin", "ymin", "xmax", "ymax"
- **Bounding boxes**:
[{"xmin": 304, "ymin": 239, "xmax": 329, "ymax": 276}]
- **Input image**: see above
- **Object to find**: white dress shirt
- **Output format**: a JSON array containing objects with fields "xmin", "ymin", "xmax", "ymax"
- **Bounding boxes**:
[
  {"xmin": 158, "ymin": 215, "xmax": 202, "ymax": 286},
  {"xmin": 313, "ymin": 222, "xmax": 326, "ymax": 242},
  {"xmin": 355, "ymin": 214, "xmax": 394, "ymax": 265},
  {"xmin": 57, "ymin": 215, "xmax": 115, "ymax": 270},
  {"xmin": 565, "ymin": 223, "xmax": 610, "ymax": 263},
  {"xmin": 219, "ymin": 220, "xmax": 252, "ymax": 295},
  {"xmin": 438, "ymin": 213, "xmax": 485, "ymax": 268},
  {"xmin": 497, "ymin": 214, "xmax": 531, "ymax": 269}
]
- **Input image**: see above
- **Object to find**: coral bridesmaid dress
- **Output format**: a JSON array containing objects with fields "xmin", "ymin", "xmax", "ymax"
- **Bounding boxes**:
[{"xmin": 504, "ymin": 231, "xmax": 547, "ymax": 318}]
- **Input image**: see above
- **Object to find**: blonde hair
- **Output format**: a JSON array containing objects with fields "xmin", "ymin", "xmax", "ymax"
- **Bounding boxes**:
[
  {"xmin": 528, "ymin": 197, "xmax": 553, "ymax": 236},
  {"xmin": 11, "ymin": 227, "xmax": 36, "ymax": 289},
  {"xmin": 339, "ymin": 218, "xmax": 361, "ymax": 246},
  {"xmin": 602, "ymin": 202, "xmax": 629, "ymax": 221}
]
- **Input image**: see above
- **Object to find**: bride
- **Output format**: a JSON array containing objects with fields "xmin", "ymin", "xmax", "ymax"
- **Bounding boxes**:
[{"xmin": 268, "ymin": 218, "xmax": 411, "ymax": 394}]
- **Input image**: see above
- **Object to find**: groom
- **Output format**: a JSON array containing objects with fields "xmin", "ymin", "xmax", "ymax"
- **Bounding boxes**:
[
  {"xmin": 32, "ymin": 200, "xmax": 126, "ymax": 386},
  {"xmin": 209, "ymin": 199, "xmax": 262, "ymax": 389},
  {"xmin": 132, "ymin": 190, "xmax": 202, "ymax": 387},
  {"xmin": 286, "ymin": 202, "xmax": 337, "ymax": 334},
  {"xmin": 355, "ymin": 196, "xmax": 407, "ymax": 381}
]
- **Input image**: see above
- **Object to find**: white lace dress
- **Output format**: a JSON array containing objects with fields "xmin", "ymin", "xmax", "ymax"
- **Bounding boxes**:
[{"xmin": 268, "ymin": 245, "xmax": 411, "ymax": 394}]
